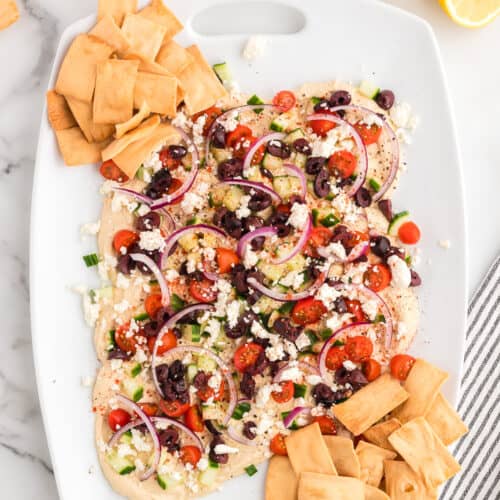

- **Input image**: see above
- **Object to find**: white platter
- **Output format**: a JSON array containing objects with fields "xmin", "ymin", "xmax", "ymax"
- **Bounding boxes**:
[{"xmin": 30, "ymin": 1, "xmax": 467, "ymax": 498}]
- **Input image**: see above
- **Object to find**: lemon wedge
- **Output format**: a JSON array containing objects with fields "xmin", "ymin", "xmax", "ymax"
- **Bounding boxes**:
[{"xmin": 439, "ymin": 0, "xmax": 500, "ymax": 28}]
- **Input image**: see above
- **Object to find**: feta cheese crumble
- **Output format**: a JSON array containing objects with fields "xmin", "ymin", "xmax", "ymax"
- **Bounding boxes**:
[
  {"xmin": 242, "ymin": 35, "xmax": 268, "ymax": 61},
  {"xmin": 387, "ymin": 255, "xmax": 411, "ymax": 288},
  {"xmin": 439, "ymin": 239, "xmax": 451, "ymax": 249},
  {"xmin": 139, "ymin": 229, "xmax": 165, "ymax": 252},
  {"xmin": 287, "ymin": 202, "xmax": 309, "ymax": 229}
]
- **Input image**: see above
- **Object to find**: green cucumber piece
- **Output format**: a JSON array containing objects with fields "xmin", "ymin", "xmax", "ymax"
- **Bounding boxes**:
[
  {"xmin": 278, "ymin": 301, "xmax": 295, "ymax": 314},
  {"xmin": 170, "ymin": 293, "xmax": 185, "ymax": 313},
  {"xmin": 187, "ymin": 363, "xmax": 199, "ymax": 383},
  {"xmin": 133, "ymin": 312, "xmax": 149, "ymax": 322},
  {"xmin": 270, "ymin": 114, "xmax": 290, "ymax": 132},
  {"xmin": 232, "ymin": 402, "xmax": 251, "ymax": 420},
  {"xmin": 213, "ymin": 62, "xmax": 232, "ymax": 84},
  {"xmin": 359, "ymin": 80, "xmax": 380, "ymax": 99},
  {"xmin": 211, "ymin": 147, "xmax": 232, "ymax": 164},
  {"xmin": 291, "ymin": 152, "xmax": 307, "ymax": 169},
  {"xmin": 182, "ymin": 324, "xmax": 201, "ymax": 343},
  {"xmin": 197, "ymin": 354, "xmax": 218, "ymax": 372},
  {"xmin": 119, "ymin": 430, "xmax": 133, "ymax": 445},
  {"xmin": 122, "ymin": 379, "xmax": 143, "ymax": 402},
  {"xmin": 245, "ymin": 464, "xmax": 258, "ymax": 476},
  {"xmin": 106, "ymin": 450, "xmax": 136, "ymax": 475},
  {"xmin": 284, "ymin": 128, "xmax": 305, "ymax": 144},
  {"xmin": 156, "ymin": 473, "xmax": 181, "ymax": 491},
  {"xmin": 199, "ymin": 467, "xmax": 218, "ymax": 487},
  {"xmin": 83, "ymin": 253, "xmax": 99, "ymax": 267},
  {"xmin": 272, "ymin": 175, "xmax": 302, "ymax": 200},
  {"xmin": 262, "ymin": 152, "xmax": 283, "ymax": 171},
  {"xmin": 223, "ymin": 185, "xmax": 244, "ymax": 211},
  {"xmin": 320, "ymin": 213, "xmax": 340, "ymax": 228},
  {"xmin": 388, "ymin": 211, "xmax": 410, "ymax": 236},
  {"xmin": 369, "ymin": 178, "xmax": 381, "ymax": 192},
  {"xmin": 293, "ymin": 383, "xmax": 307, "ymax": 399},
  {"xmin": 131, "ymin": 363, "xmax": 142, "ymax": 378},
  {"xmin": 247, "ymin": 94, "xmax": 265, "ymax": 113}
]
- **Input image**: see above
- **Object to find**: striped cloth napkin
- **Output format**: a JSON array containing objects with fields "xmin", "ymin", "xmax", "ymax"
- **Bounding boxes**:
[{"xmin": 441, "ymin": 256, "xmax": 500, "ymax": 500}]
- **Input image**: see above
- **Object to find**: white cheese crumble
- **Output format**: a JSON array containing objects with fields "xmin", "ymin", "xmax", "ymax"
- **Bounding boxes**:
[
  {"xmin": 214, "ymin": 444, "xmax": 239, "ymax": 455},
  {"xmin": 171, "ymin": 111, "xmax": 192, "ymax": 130},
  {"xmin": 235, "ymin": 195, "xmax": 251, "ymax": 219},
  {"xmin": 100, "ymin": 180, "xmax": 118, "ymax": 195},
  {"xmin": 306, "ymin": 375, "xmax": 323, "ymax": 386},
  {"xmin": 117, "ymin": 444, "xmax": 136, "ymax": 458},
  {"xmin": 439, "ymin": 239, "xmax": 451, "ymax": 249},
  {"xmin": 242, "ymin": 35, "xmax": 268, "ymax": 61},
  {"xmin": 139, "ymin": 229, "xmax": 165, "ymax": 252},
  {"xmin": 83, "ymin": 293, "xmax": 100, "ymax": 327},
  {"xmin": 387, "ymin": 255, "xmax": 411, "ymax": 288},
  {"xmin": 255, "ymin": 413, "xmax": 275, "ymax": 436},
  {"xmin": 318, "ymin": 242, "xmax": 347, "ymax": 261},
  {"xmin": 295, "ymin": 332, "xmax": 311, "ymax": 351},
  {"xmin": 111, "ymin": 193, "xmax": 137, "ymax": 213},
  {"xmin": 114, "ymin": 299, "xmax": 130, "ymax": 313},
  {"xmin": 316, "ymin": 284, "xmax": 341, "ymax": 309},
  {"xmin": 180, "ymin": 192, "xmax": 204, "ymax": 214},
  {"xmin": 165, "ymin": 269, "xmax": 179, "ymax": 282},
  {"xmin": 280, "ymin": 271, "xmax": 304, "ymax": 291},
  {"xmin": 278, "ymin": 366, "xmax": 303, "ymax": 383},
  {"xmin": 343, "ymin": 360, "xmax": 357, "ymax": 371},
  {"xmin": 116, "ymin": 273, "xmax": 130, "ymax": 289},
  {"xmin": 390, "ymin": 102, "xmax": 419, "ymax": 130},
  {"xmin": 131, "ymin": 429, "xmax": 152, "ymax": 452},
  {"xmin": 287, "ymin": 202, "xmax": 309, "ymax": 229},
  {"xmin": 256, "ymin": 384, "xmax": 281, "ymax": 408},
  {"xmin": 243, "ymin": 246, "xmax": 259, "ymax": 269},
  {"xmin": 137, "ymin": 204, "xmax": 151, "ymax": 217},
  {"xmin": 226, "ymin": 300, "xmax": 241, "ymax": 328},
  {"xmin": 80, "ymin": 221, "xmax": 100, "ymax": 237}
]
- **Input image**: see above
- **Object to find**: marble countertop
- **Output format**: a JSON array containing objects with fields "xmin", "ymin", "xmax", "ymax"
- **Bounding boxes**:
[{"xmin": 0, "ymin": 0, "xmax": 498, "ymax": 497}]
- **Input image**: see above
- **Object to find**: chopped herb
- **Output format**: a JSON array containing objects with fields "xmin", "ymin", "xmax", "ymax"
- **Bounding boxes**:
[
  {"xmin": 405, "ymin": 255, "xmax": 412, "ymax": 265},
  {"xmin": 374, "ymin": 314, "xmax": 386, "ymax": 324},
  {"xmin": 333, "ymin": 339, "xmax": 345, "ymax": 347},
  {"xmin": 232, "ymin": 402, "xmax": 251, "ymax": 420},
  {"xmin": 320, "ymin": 213, "xmax": 340, "ymax": 228},
  {"xmin": 369, "ymin": 178, "xmax": 381, "ymax": 192},
  {"xmin": 305, "ymin": 330, "xmax": 317, "ymax": 345},
  {"xmin": 157, "ymin": 475, "xmax": 167, "ymax": 489},
  {"xmin": 132, "ymin": 387, "xmax": 143, "ymax": 403},
  {"xmin": 320, "ymin": 328, "xmax": 333, "ymax": 340},
  {"xmin": 294, "ymin": 383, "xmax": 307, "ymax": 398},
  {"xmin": 124, "ymin": 430, "xmax": 132, "ymax": 438},
  {"xmin": 247, "ymin": 94, "xmax": 265, "ymax": 113},
  {"xmin": 245, "ymin": 464, "xmax": 258, "ymax": 476},
  {"xmin": 133, "ymin": 312, "xmax": 149, "ymax": 322},
  {"xmin": 170, "ymin": 293, "xmax": 185, "ymax": 313},
  {"xmin": 120, "ymin": 466, "xmax": 136, "ymax": 476},
  {"xmin": 131, "ymin": 363, "xmax": 142, "ymax": 378},
  {"xmin": 83, "ymin": 253, "xmax": 99, "ymax": 267},
  {"xmin": 311, "ymin": 96, "xmax": 321, "ymax": 105},
  {"xmin": 209, "ymin": 459, "xmax": 220, "ymax": 469},
  {"xmin": 278, "ymin": 302, "xmax": 295, "ymax": 314}
]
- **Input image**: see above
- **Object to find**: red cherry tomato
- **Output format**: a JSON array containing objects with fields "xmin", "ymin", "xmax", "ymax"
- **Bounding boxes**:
[
  {"xmin": 310, "ymin": 111, "xmax": 337, "ymax": 137},
  {"xmin": 345, "ymin": 299, "xmax": 368, "ymax": 323},
  {"xmin": 159, "ymin": 399, "xmax": 190, "ymax": 418},
  {"xmin": 184, "ymin": 405, "xmax": 205, "ymax": 433},
  {"xmin": 362, "ymin": 358, "xmax": 382, "ymax": 382},
  {"xmin": 326, "ymin": 346, "xmax": 348, "ymax": 371},
  {"xmin": 226, "ymin": 124, "xmax": 253, "ymax": 149},
  {"xmin": 313, "ymin": 415, "xmax": 337, "ymax": 435},
  {"xmin": 291, "ymin": 297, "xmax": 327, "ymax": 326},
  {"xmin": 188, "ymin": 278, "xmax": 217, "ymax": 303},
  {"xmin": 192, "ymin": 106, "xmax": 223, "ymax": 136},
  {"xmin": 345, "ymin": 335, "xmax": 373, "ymax": 363},
  {"xmin": 197, "ymin": 377, "xmax": 225, "ymax": 403},
  {"xmin": 270, "ymin": 433, "xmax": 288, "ymax": 456},
  {"xmin": 304, "ymin": 227, "xmax": 333, "ymax": 257},
  {"xmin": 328, "ymin": 150, "xmax": 357, "ymax": 179},
  {"xmin": 108, "ymin": 408, "xmax": 131, "ymax": 431},
  {"xmin": 398, "ymin": 221, "xmax": 421, "ymax": 245},
  {"xmin": 271, "ymin": 380, "xmax": 295, "ymax": 404},
  {"xmin": 159, "ymin": 148, "xmax": 182, "ymax": 170},
  {"xmin": 233, "ymin": 343, "xmax": 264, "ymax": 372},
  {"xmin": 147, "ymin": 329, "xmax": 177, "ymax": 356},
  {"xmin": 137, "ymin": 403, "xmax": 159, "ymax": 418},
  {"xmin": 112, "ymin": 230, "xmax": 139, "ymax": 254},
  {"xmin": 180, "ymin": 445, "xmax": 202, "ymax": 466},
  {"xmin": 114, "ymin": 321, "xmax": 145, "ymax": 354},
  {"xmin": 353, "ymin": 122, "xmax": 382, "ymax": 145},
  {"xmin": 364, "ymin": 263, "xmax": 392, "ymax": 292},
  {"xmin": 100, "ymin": 160, "xmax": 129, "ymax": 183},
  {"xmin": 144, "ymin": 293, "xmax": 163, "ymax": 318},
  {"xmin": 272, "ymin": 90, "xmax": 297, "ymax": 112},
  {"xmin": 216, "ymin": 247, "xmax": 240, "ymax": 274},
  {"xmin": 390, "ymin": 354, "xmax": 416, "ymax": 381}
]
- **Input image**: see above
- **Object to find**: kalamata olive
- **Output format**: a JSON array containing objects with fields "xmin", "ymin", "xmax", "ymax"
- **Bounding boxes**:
[
  {"xmin": 332, "ymin": 389, "xmax": 353, "ymax": 402},
  {"xmin": 260, "ymin": 166, "xmax": 273, "ymax": 179},
  {"xmin": 349, "ymin": 369, "xmax": 369, "ymax": 390},
  {"xmin": 168, "ymin": 144, "xmax": 187, "ymax": 159},
  {"xmin": 273, "ymin": 317, "xmax": 302, "ymax": 342},
  {"xmin": 159, "ymin": 427, "xmax": 180, "ymax": 452},
  {"xmin": 193, "ymin": 371, "xmax": 210, "ymax": 390},
  {"xmin": 217, "ymin": 158, "xmax": 243, "ymax": 180},
  {"xmin": 143, "ymin": 321, "xmax": 160, "ymax": 338},
  {"xmin": 375, "ymin": 90, "xmax": 395, "ymax": 110},
  {"xmin": 248, "ymin": 191, "xmax": 272, "ymax": 212},
  {"xmin": 335, "ymin": 366, "xmax": 351, "ymax": 386},
  {"xmin": 117, "ymin": 254, "xmax": 136, "ymax": 275},
  {"xmin": 370, "ymin": 236, "xmax": 391, "ymax": 258},
  {"xmin": 154, "ymin": 306, "xmax": 173, "ymax": 326},
  {"xmin": 355, "ymin": 187, "xmax": 372, "ymax": 207},
  {"xmin": 267, "ymin": 211, "xmax": 291, "ymax": 237},
  {"xmin": 334, "ymin": 297, "xmax": 348, "ymax": 314},
  {"xmin": 240, "ymin": 372, "xmax": 256, "ymax": 399},
  {"xmin": 211, "ymin": 124, "xmax": 226, "ymax": 149},
  {"xmin": 329, "ymin": 90, "xmax": 351, "ymax": 107},
  {"xmin": 204, "ymin": 420, "xmax": 222, "ymax": 436},
  {"xmin": 145, "ymin": 169, "xmax": 172, "ymax": 199},
  {"xmin": 155, "ymin": 364, "xmax": 169, "ymax": 386},
  {"xmin": 246, "ymin": 349, "xmax": 269, "ymax": 376},
  {"xmin": 225, "ymin": 322, "xmax": 247, "ymax": 339},
  {"xmin": 312, "ymin": 383, "xmax": 335, "ymax": 407},
  {"xmin": 352, "ymin": 254, "xmax": 368, "ymax": 264},
  {"xmin": 168, "ymin": 360, "xmax": 185, "ymax": 381},
  {"xmin": 209, "ymin": 436, "xmax": 229, "ymax": 464},
  {"xmin": 305, "ymin": 156, "xmax": 327, "ymax": 175},
  {"xmin": 266, "ymin": 139, "xmax": 291, "ymax": 159},
  {"xmin": 231, "ymin": 264, "xmax": 249, "ymax": 294},
  {"xmin": 242, "ymin": 421, "xmax": 257, "ymax": 440},
  {"xmin": 337, "ymin": 177, "xmax": 354, "ymax": 189},
  {"xmin": 107, "ymin": 347, "xmax": 132, "ymax": 361},
  {"xmin": 222, "ymin": 211, "xmax": 243, "ymax": 238},
  {"xmin": 293, "ymin": 138, "xmax": 312, "ymax": 156},
  {"xmin": 410, "ymin": 269, "xmax": 422, "ymax": 287},
  {"xmin": 314, "ymin": 168, "xmax": 331, "ymax": 198},
  {"xmin": 136, "ymin": 211, "xmax": 161, "ymax": 231},
  {"xmin": 378, "ymin": 199, "xmax": 393, "ymax": 222},
  {"xmin": 330, "ymin": 224, "xmax": 348, "ymax": 244},
  {"xmin": 243, "ymin": 216, "xmax": 265, "ymax": 249},
  {"xmin": 314, "ymin": 98, "xmax": 331, "ymax": 113},
  {"xmin": 213, "ymin": 207, "xmax": 229, "ymax": 228}
]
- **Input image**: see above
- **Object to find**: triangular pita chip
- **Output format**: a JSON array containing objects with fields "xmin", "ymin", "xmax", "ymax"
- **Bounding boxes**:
[
  {"xmin": 323, "ymin": 435, "xmax": 360, "ymax": 478},
  {"xmin": 363, "ymin": 418, "xmax": 402, "ymax": 451},
  {"xmin": 0, "ymin": 0, "xmax": 19, "ymax": 31},
  {"xmin": 365, "ymin": 484, "xmax": 390, "ymax": 500},
  {"xmin": 384, "ymin": 460, "xmax": 437, "ymax": 500},
  {"xmin": 55, "ymin": 127, "xmax": 108, "ymax": 166},
  {"xmin": 121, "ymin": 13, "xmax": 166, "ymax": 61},
  {"xmin": 90, "ymin": 14, "xmax": 130, "ymax": 54},
  {"xmin": 156, "ymin": 40, "xmax": 194, "ymax": 76},
  {"xmin": 138, "ymin": 0, "xmax": 182, "ymax": 40},
  {"xmin": 134, "ymin": 71, "xmax": 177, "ymax": 117},
  {"xmin": 66, "ymin": 97, "xmax": 114, "ymax": 143},
  {"xmin": 46, "ymin": 90, "xmax": 77, "ymax": 131},
  {"xmin": 115, "ymin": 100, "xmax": 151, "ymax": 138},
  {"xmin": 425, "ymin": 393, "xmax": 468, "ymax": 446},
  {"xmin": 97, "ymin": 0, "xmax": 137, "ymax": 26},
  {"xmin": 298, "ymin": 472, "xmax": 364, "ymax": 500},
  {"xmin": 356, "ymin": 440, "xmax": 397, "ymax": 487},
  {"xmin": 265, "ymin": 456, "xmax": 297, "ymax": 500}
]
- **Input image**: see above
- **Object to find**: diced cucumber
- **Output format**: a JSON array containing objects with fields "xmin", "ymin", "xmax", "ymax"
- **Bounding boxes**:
[
  {"xmin": 131, "ymin": 363, "xmax": 142, "ymax": 378},
  {"xmin": 197, "ymin": 355, "xmax": 217, "ymax": 372},
  {"xmin": 388, "ymin": 211, "xmax": 410, "ymax": 236},
  {"xmin": 178, "ymin": 233, "xmax": 198, "ymax": 251},
  {"xmin": 232, "ymin": 402, "xmax": 251, "ymax": 420},
  {"xmin": 294, "ymin": 383, "xmax": 307, "ymax": 398},
  {"xmin": 122, "ymin": 379, "xmax": 144, "ymax": 403},
  {"xmin": 290, "ymin": 152, "xmax": 307, "ymax": 169},
  {"xmin": 187, "ymin": 363, "xmax": 199, "ymax": 383},
  {"xmin": 136, "ymin": 166, "xmax": 153, "ymax": 182},
  {"xmin": 93, "ymin": 286, "xmax": 113, "ymax": 301},
  {"xmin": 284, "ymin": 128, "xmax": 305, "ymax": 144},
  {"xmin": 199, "ymin": 466, "xmax": 219, "ymax": 487},
  {"xmin": 182, "ymin": 324, "xmax": 201, "ymax": 343},
  {"xmin": 213, "ymin": 62, "xmax": 232, "ymax": 84},
  {"xmin": 119, "ymin": 431, "xmax": 133, "ymax": 445},
  {"xmin": 320, "ymin": 213, "xmax": 339, "ymax": 228},
  {"xmin": 359, "ymin": 80, "xmax": 380, "ymax": 99},
  {"xmin": 369, "ymin": 178, "xmax": 381, "ymax": 192},
  {"xmin": 259, "ymin": 262, "xmax": 286, "ymax": 282},
  {"xmin": 270, "ymin": 114, "xmax": 290, "ymax": 132},
  {"xmin": 157, "ymin": 473, "xmax": 181, "ymax": 491},
  {"xmin": 262, "ymin": 152, "xmax": 283, "ymax": 171},
  {"xmin": 254, "ymin": 295, "xmax": 282, "ymax": 315},
  {"xmin": 170, "ymin": 293, "xmax": 185, "ymax": 313},
  {"xmin": 247, "ymin": 94, "xmax": 265, "ymax": 113},
  {"xmin": 211, "ymin": 148, "xmax": 232, "ymax": 164},
  {"xmin": 106, "ymin": 450, "xmax": 136, "ymax": 475},
  {"xmin": 201, "ymin": 403, "xmax": 224, "ymax": 420},
  {"xmin": 223, "ymin": 185, "xmax": 244, "ymax": 211},
  {"xmin": 107, "ymin": 329, "xmax": 116, "ymax": 349},
  {"xmin": 186, "ymin": 216, "xmax": 202, "ymax": 226},
  {"xmin": 272, "ymin": 175, "xmax": 302, "ymax": 201},
  {"xmin": 278, "ymin": 301, "xmax": 295, "ymax": 314}
]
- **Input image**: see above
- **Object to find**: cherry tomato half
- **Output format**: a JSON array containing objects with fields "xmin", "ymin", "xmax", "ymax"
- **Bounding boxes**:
[
  {"xmin": 310, "ymin": 110, "xmax": 337, "ymax": 137},
  {"xmin": 137, "ymin": 403, "xmax": 159, "ymax": 418},
  {"xmin": 345, "ymin": 335, "xmax": 373, "ymax": 363},
  {"xmin": 364, "ymin": 263, "xmax": 392, "ymax": 292},
  {"xmin": 326, "ymin": 346, "xmax": 348, "ymax": 371},
  {"xmin": 345, "ymin": 299, "xmax": 368, "ymax": 323},
  {"xmin": 147, "ymin": 329, "xmax": 177, "ymax": 356},
  {"xmin": 271, "ymin": 380, "xmax": 294, "ymax": 404},
  {"xmin": 100, "ymin": 160, "xmax": 129, "ymax": 183},
  {"xmin": 192, "ymin": 106, "xmax": 223, "ymax": 136},
  {"xmin": 159, "ymin": 399, "xmax": 190, "ymax": 418},
  {"xmin": 390, "ymin": 354, "xmax": 416, "ymax": 381},
  {"xmin": 189, "ymin": 278, "xmax": 217, "ymax": 303},
  {"xmin": 216, "ymin": 247, "xmax": 240, "ymax": 274},
  {"xmin": 184, "ymin": 405, "xmax": 205, "ymax": 433},
  {"xmin": 362, "ymin": 358, "xmax": 381, "ymax": 382},
  {"xmin": 144, "ymin": 293, "xmax": 162, "ymax": 318},
  {"xmin": 354, "ymin": 122, "xmax": 382, "ymax": 145},
  {"xmin": 226, "ymin": 125, "xmax": 253, "ymax": 149},
  {"xmin": 328, "ymin": 150, "xmax": 357, "ymax": 179},
  {"xmin": 291, "ymin": 297, "xmax": 327, "ymax": 326},
  {"xmin": 108, "ymin": 408, "xmax": 131, "ymax": 431},
  {"xmin": 197, "ymin": 377, "xmax": 225, "ymax": 403},
  {"xmin": 180, "ymin": 445, "xmax": 202, "ymax": 466},
  {"xmin": 270, "ymin": 433, "xmax": 288, "ymax": 456},
  {"xmin": 304, "ymin": 227, "xmax": 333, "ymax": 258},
  {"xmin": 112, "ymin": 229, "xmax": 139, "ymax": 254},
  {"xmin": 313, "ymin": 415, "xmax": 337, "ymax": 435},
  {"xmin": 115, "ymin": 321, "xmax": 144, "ymax": 354},
  {"xmin": 273, "ymin": 90, "xmax": 296, "ymax": 112},
  {"xmin": 233, "ymin": 343, "xmax": 264, "ymax": 373}
]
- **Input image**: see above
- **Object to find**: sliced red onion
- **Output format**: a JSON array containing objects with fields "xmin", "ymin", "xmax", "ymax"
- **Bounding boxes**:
[
  {"xmin": 112, "ymin": 187, "xmax": 153, "ymax": 205},
  {"xmin": 333, "ymin": 283, "xmax": 394, "ymax": 349},
  {"xmin": 160, "ymin": 224, "xmax": 226, "ymax": 269},
  {"xmin": 283, "ymin": 406, "xmax": 312, "ymax": 429},
  {"xmin": 226, "ymin": 425, "xmax": 256, "ymax": 447},
  {"xmin": 306, "ymin": 113, "xmax": 368, "ymax": 197},
  {"xmin": 152, "ymin": 342, "xmax": 237, "ymax": 426},
  {"xmin": 201, "ymin": 261, "xmax": 219, "ymax": 282},
  {"xmin": 114, "ymin": 394, "xmax": 160, "ymax": 481},
  {"xmin": 247, "ymin": 268, "xmax": 326, "ymax": 302},
  {"xmin": 330, "ymin": 105, "xmax": 400, "ymax": 201},
  {"xmin": 346, "ymin": 241, "xmax": 370, "ymax": 263},
  {"xmin": 221, "ymin": 179, "xmax": 281, "ymax": 204},
  {"xmin": 283, "ymin": 163, "xmax": 307, "ymax": 199},
  {"xmin": 236, "ymin": 226, "xmax": 278, "ymax": 258},
  {"xmin": 242, "ymin": 132, "xmax": 285, "ymax": 172},
  {"xmin": 273, "ymin": 361, "xmax": 320, "ymax": 383},
  {"xmin": 318, "ymin": 322, "xmax": 372, "ymax": 379},
  {"xmin": 272, "ymin": 213, "xmax": 312, "ymax": 265},
  {"xmin": 150, "ymin": 128, "xmax": 199, "ymax": 209},
  {"xmin": 204, "ymin": 104, "xmax": 276, "ymax": 162},
  {"xmin": 160, "ymin": 210, "xmax": 176, "ymax": 234},
  {"xmin": 130, "ymin": 253, "xmax": 170, "ymax": 307}
]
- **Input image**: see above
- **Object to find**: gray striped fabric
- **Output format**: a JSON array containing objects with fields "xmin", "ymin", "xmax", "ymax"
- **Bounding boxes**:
[{"xmin": 441, "ymin": 256, "xmax": 500, "ymax": 500}]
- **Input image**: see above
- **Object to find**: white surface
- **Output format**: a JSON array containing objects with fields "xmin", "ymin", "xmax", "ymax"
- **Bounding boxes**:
[{"xmin": 0, "ymin": 0, "xmax": 498, "ymax": 499}]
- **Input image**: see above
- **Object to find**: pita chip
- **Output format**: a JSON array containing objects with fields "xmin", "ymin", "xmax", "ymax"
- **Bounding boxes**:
[
  {"xmin": 55, "ymin": 127, "xmax": 107, "ymax": 166},
  {"xmin": 97, "ymin": 0, "xmax": 137, "ymax": 26},
  {"xmin": 392, "ymin": 359, "xmax": 448, "ymax": 424},
  {"xmin": 0, "ymin": 0, "xmax": 19, "ymax": 31},
  {"xmin": 55, "ymin": 34, "xmax": 113, "ymax": 103},
  {"xmin": 363, "ymin": 418, "xmax": 402, "ymax": 451},
  {"xmin": 298, "ymin": 473, "xmax": 364, "ymax": 500},
  {"xmin": 425, "ymin": 393, "xmax": 468, "ymax": 446},
  {"xmin": 138, "ymin": 0, "xmax": 182, "ymax": 40},
  {"xmin": 384, "ymin": 460, "xmax": 438, "ymax": 500},
  {"xmin": 356, "ymin": 440, "xmax": 397, "ymax": 487},
  {"xmin": 178, "ymin": 45, "xmax": 227, "ymax": 115},
  {"xmin": 156, "ymin": 40, "xmax": 193, "ymax": 76},
  {"xmin": 265, "ymin": 456, "xmax": 297, "ymax": 500},
  {"xmin": 322, "ymin": 435, "xmax": 360, "ymax": 478},
  {"xmin": 90, "ymin": 14, "xmax": 130, "ymax": 54},
  {"xmin": 66, "ymin": 97, "xmax": 114, "ymax": 143},
  {"xmin": 365, "ymin": 485, "xmax": 390, "ymax": 500},
  {"xmin": 134, "ymin": 71, "xmax": 177, "ymax": 117},
  {"xmin": 388, "ymin": 417, "xmax": 461, "ymax": 489},
  {"xmin": 334, "ymin": 374, "xmax": 409, "ymax": 435},
  {"xmin": 94, "ymin": 59, "xmax": 139, "ymax": 124},
  {"xmin": 115, "ymin": 100, "xmax": 151, "ymax": 138},
  {"xmin": 121, "ymin": 14, "xmax": 166, "ymax": 61},
  {"xmin": 46, "ymin": 90, "xmax": 76, "ymax": 131}
]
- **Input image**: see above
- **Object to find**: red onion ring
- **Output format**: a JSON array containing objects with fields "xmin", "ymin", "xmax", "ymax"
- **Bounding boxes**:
[
  {"xmin": 113, "ymin": 394, "xmax": 161, "ymax": 481},
  {"xmin": 333, "ymin": 283, "xmax": 394, "ymax": 349},
  {"xmin": 242, "ymin": 132, "xmax": 285, "ymax": 172},
  {"xmin": 236, "ymin": 226, "xmax": 278, "ymax": 259},
  {"xmin": 330, "ymin": 105, "xmax": 400, "ymax": 201},
  {"xmin": 306, "ymin": 113, "xmax": 368, "ymax": 197},
  {"xmin": 153, "ymin": 343, "xmax": 238, "ymax": 426},
  {"xmin": 226, "ymin": 425, "xmax": 256, "ymax": 447},
  {"xmin": 273, "ymin": 361, "xmax": 320, "ymax": 383},
  {"xmin": 272, "ymin": 213, "xmax": 312, "ymax": 265},
  {"xmin": 160, "ymin": 224, "xmax": 226, "ymax": 269},
  {"xmin": 160, "ymin": 210, "xmax": 176, "ymax": 234},
  {"xmin": 129, "ymin": 253, "xmax": 170, "ymax": 307},
  {"xmin": 201, "ymin": 260, "xmax": 219, "ymax": 282},
  {"xmin": 283, "ymin": 406, "xmax": 312, "ymax": 429},
  {"xmin": 112, "ymin": 187, "xmax": 153, "ymax": 205},
  {"xmin": 247, "ymin": 269, "xmax": 327, "ymax": 303},
  {"xmin": 318, "ymin": 322, "xmax": 372, "ymax": 380},
  {"xmin": 150, "ymin": 127, "xmax": 200, "ymax": 209},
  {"xmin": 282, "ymin": 163, "xmax": 307, "ymax": 199},
  {"xmin": 221, "ymin": 179, "xmax": 281, "ymax": 204}
]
